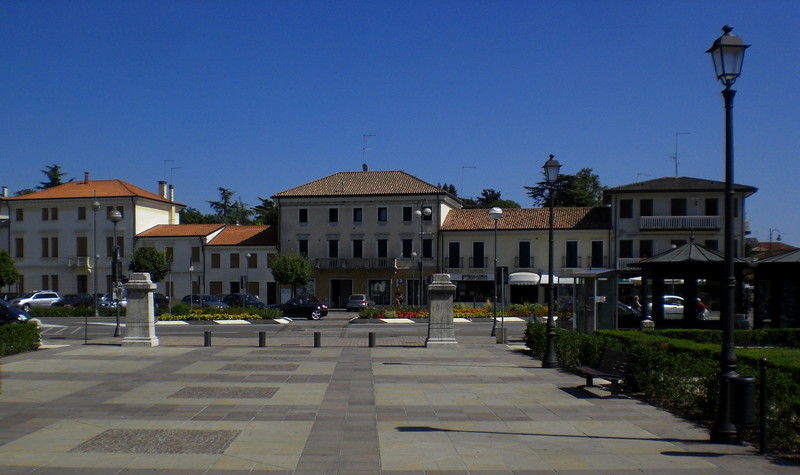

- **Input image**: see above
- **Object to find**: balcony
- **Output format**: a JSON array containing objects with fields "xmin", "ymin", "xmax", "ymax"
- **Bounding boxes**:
[
  {"xmin": 616, "ymin": 257, "xmax": 642, "ymax": 270},
  {"xmin": 67, "ymin": 256, "xmax": 92, "ymax": 273},
  {"xmin": 640, "ymin": 215, "xmax": 720, "ymax": 231},
  {"xmin": 315, "ymin": 257, "xmax": 400, "ymax": 270}
]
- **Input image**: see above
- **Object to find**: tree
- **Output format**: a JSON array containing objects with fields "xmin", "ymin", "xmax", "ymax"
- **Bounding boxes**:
[
  {"xmin": 270, "ymin": 254, "xmax": 311, "ymax": 297},
  {"xmin": 38, "ymin": 164, "xmax": 67, "ymax": 190},
  {"xmin": 128, "ymin": 247, "xmax": 170, "ymax": 283},
  {"xmin": 208, "ymin": 187, "xmax": 253, "ymax": 224},
  {"xmin": 524, "ymin": 168, "xmax": 606, "ymax": 207},
  {"xmin": 253, "ymin": 197, "xmax": 278, "ymax": 225},
  {"xmin": 460, "ymin": 189, "xmax": 521, "ymax": 209},
  {"xmin": 437, "ymin": 183, "xmax": 458, "ymax": 197},
  {"xmin": 0, "ymin": 250, "xmax": 20, "ymax": 289}
]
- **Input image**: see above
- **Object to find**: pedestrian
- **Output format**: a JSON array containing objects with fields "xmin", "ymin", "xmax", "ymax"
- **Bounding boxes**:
[
  {"xmin": 696, "ymin": 298, "xmax": 709, "ymax": 320},
  {"xmin": 631, "ymin": 295, "xmax": 642, "ymax": 313},
  {"xmin": 394, "ymin": 289, "xmax": 404, "ymax": 306}
]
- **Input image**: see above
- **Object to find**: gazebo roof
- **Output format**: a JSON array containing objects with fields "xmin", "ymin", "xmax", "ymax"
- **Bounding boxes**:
[
  {"xmin": 640, "ymin": 242, "xmax": 725, "ymax": 264},
  {"xmin": 758, "ymin": 248, "xmax": 800, "ymax": 264}
]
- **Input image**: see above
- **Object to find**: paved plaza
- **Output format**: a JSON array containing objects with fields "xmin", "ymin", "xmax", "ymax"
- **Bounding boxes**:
[{"xmin": 0, "ymin": 331, "xmax": 794, "ymax": 474}]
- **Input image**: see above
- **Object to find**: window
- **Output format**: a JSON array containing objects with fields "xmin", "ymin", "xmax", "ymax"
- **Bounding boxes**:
[
  {"xmin": 376, "ymin": 239, "xmax": 388, "ymax": 258},
  {"xmin": 299, "ymin": 208, "xmax": 308, "ymax": 223},
  {"xmin": 209, "ymin": 281, "xmax": 223, "ymax": 295},
  {"xmin": 14, "ymin": 238, "xmax": 24, "ymax": 258},
  {"xmin": 76, "ymin": 237, "xmax": 88, "ymax": 257},
  {"xmin": 78, "ymin": 207, "xmax": 87, "ymax": 220},
  {"xmin": 41, "ymin": 237, "xmax": 49, "ymax": 258},
  {"xmin": 42, "ymin": 275, "xmax": 59, "ymax": 291},
  {"xmin": 211, "ymin": 253, "xmax": 221, "ymax": 268},
  {"xmin": 191, "ymin": 246, "xmax": 200, "ymax": 263},
  {"xmin": 619, "ymin": 240, "xmax": 633, "ymax": 258},
  {"xmin": 472, "ymin": 242, "xmax": 485, "ymax": 268},
  {"xmin": 377, "ymin": 207, "xmax": 387, "ymax": 222},
  {"xmin": 230, "ymin": 253, "xmax": 240, "ymax": 268},
  {"xmin": 298, "ymin": 239, "xmax": 308, "ymax": 255},
  {"xmin": 247, "ymin": 253, "xmax": 257, "ymax": 269},
  {"xmin": 402, "ymin": 239, "xmax": 413, "ymax": 258},
  {"xmin": 352, "ymin": 239, "xmax": 363, "ymax": 258},
  {"xmin": 41, "ymin": 237, "xmax": 58, "ymax": 258},
  {"xmin": 705, "ymin": 198, "xmax": 719, "ymax": 216},
  {"xmin": 447, "ymin": 242, "xmax": 461, "ymax": 269},
  {"xmin": 353, "ymin": 208, "xmax": 363, "ymax": 222},
  {"xmin": 620, "ymin": 199, "xmax": 633, "ymax": 219},
  {"xmin": 640, "ymin": 199, "xmax": 653, "ymax": 217},
  {"xmin": 640, "ymin": 239, "xmax": 653, "ymax": 258},
  {"xmin": 590, "ymin": 241, "xmax": 604, "ymax": 268},
  {"xmin": 328, "ymin": 240, "xmax": 339, "ymax": 258},
  {"xmin": 402, "ymin": 206, "xmax": 413, "ymax": 221},
  {"xmin": 15, "ymin": 209, "xmax": 23, "ymax": 221},
  {"xmin": 328, "ymin": 208, "xmax": 338, "ymax": 223},
  {"xmin": 165, "ymin": 247, "xmax": 174, "ymax": 264},
  {"xmin": 518, "ymin": 241, "xmax": 532, "ymax": 267},
  {"xmin": 41, "ymin": 208, "xmax": 49, "ymax": 220},
  {"xmin": 565, "ymin": 241, "xmax": 579, "ymax": 268},
  {"xmin": 422, "ymin": 239, "xmax": 433, "ymax": 259},
  {"xmin": 671, "ymin": 198, "xmax": 687, "ymax": 216}
]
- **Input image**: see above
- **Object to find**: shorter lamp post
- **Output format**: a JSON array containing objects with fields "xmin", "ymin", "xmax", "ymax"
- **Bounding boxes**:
[
  {"xmin": 414, "ymin": 206, "xmax": 431, "ymax": 306},
  {"xmin": 244, "ymin": 252, "xmax": 252, "ymax": 305},
  {"xmin": 107, "ymin": 208, "xmax": 123, "ymax": 337},
  {"xmin": 542, "ymin": 154, "xmax": 561, "ymax": 368},
  {"xmin": 189, "ymin": 265, "xmax": 194, "ymax": 310},
  {"xmin": 489, "ymin": 206, "xmax": 502, "ymax": 337}
]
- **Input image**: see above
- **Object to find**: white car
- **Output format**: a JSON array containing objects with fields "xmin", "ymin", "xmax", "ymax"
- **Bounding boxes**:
[
  {"xmin": 647, "ymin": 295, "xmax": 685, "ymax": 319},
  {"xmin": 11, "ymin": 291, "xmax": 61, "ymax": 312}
]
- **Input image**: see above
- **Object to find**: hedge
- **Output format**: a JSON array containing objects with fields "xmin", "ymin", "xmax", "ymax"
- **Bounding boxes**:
[
  {"xmin": 524, "ymin": 323, "xmax": 800, "ymax": 455},
  {"xmin": 0, "ymin": 322, "xmax": 41, "ymax": 356}
]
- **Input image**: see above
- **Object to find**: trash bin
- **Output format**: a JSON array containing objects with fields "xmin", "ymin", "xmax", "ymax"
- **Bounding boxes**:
[{"xmin": 730, "ymin": 375, "xmax": 756, "ymax": 425}]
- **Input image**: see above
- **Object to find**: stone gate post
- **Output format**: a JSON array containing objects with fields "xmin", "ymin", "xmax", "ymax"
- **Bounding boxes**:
[
  {"xmin": 426, "ymin": 274, "xmax": 457, "ymax": 348},
  {"xmin": 122, "ymin": 272, "xmax": 159, "ymax": 347}
]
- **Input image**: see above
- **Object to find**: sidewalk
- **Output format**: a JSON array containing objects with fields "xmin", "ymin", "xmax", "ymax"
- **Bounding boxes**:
[{"xmin": 0, "ymin": 334, "xmax": 792, "ymax": 474}]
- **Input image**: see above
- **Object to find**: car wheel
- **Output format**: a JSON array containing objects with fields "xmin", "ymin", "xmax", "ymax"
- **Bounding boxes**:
[
  {"xmin": 309, "ymin": 309, "xmax": 322, "ymax": 320},
  {"xmin": 22, "ymin": 304, "xmax": 31, "ymax": 312}
]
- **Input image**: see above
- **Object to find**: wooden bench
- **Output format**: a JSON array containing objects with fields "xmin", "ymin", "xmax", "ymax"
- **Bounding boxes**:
[{"xmin": 575, "ymin": 348, "xmax": 633, "ymax": 397}]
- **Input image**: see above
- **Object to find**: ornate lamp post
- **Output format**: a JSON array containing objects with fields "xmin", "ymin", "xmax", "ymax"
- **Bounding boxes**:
[
  {"xmin": 488, "ymin": 206, "xmax": 502, "ymax": 337},
  {"xmin": 107, "ymin": 208, "xmax": 123, "ymax": 337},
  {"xmin": 707, "ymin": 24, "xmax": 749, "ymax": 444},
  {"xmin": 542, "ymin": 154, "xmax": 561, "ymax": 368},
  {"xmin": 414, "ymin": 206, "xmax": 431, "ymax": 306}
]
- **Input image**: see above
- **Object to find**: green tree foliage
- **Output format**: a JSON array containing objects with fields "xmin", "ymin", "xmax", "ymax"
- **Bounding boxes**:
[
  {"xmin": 0, "ymin": 250, "xmax": 20, "ymax": 289},
  {"xmin": 38, "ymin": 164, "xmax": 67, "ymax": 190},
  {"xmin": 208, "ymin": 187, "xmax": 253, "ymax": 224},
  {"xmin": 270, "ymin": 254, "xmax": 311, "ymax": 297},
  {"xmin": 437, "ymin": 183, "xmax": 458, "ymax": 196},
  {"xmin": 128, "ymin": 246, "xmax": 170, "ymax": 283},
  {"xmin": 524, "ymin": 168, "xmax": 606, "ymax": 207},
  {"xmin": 253, "ymin": 197, "xmax": 278, "ymax": 225},
  {"xmin": 461, "ymin": 189, "xmax": 521, "ymax": 209},
  {"xmin": 179, "ymin": 207, "xmax": 221, "ymax": 224}
]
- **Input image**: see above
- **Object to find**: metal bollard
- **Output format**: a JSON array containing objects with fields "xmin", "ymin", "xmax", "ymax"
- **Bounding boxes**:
[
  {"xmin": 259, "ymin": 331, "xmax": 266, "ymax": 347},
  {"xmin": 204, "ymin": 331, "xmax": 211, "ymax": 347},
  {"xmin": 730, "ymin": 375, "xmax": 756, "ymax": 426},
  {"xmin": 314, "ymin": 331, "xmax": 321, "ymax": 347},
  {"xmin": 759, "ymin": 357, "xmax": 768, "ymax": 455},
  {"xmin": 368, "ymin": 332, "xmax": 376, "ymax": 347}
]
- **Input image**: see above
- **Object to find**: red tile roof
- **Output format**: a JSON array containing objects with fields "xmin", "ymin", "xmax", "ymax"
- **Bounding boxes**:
[
  {"xmin": 4, "ymin": 179, "xmax": 184, "ymax": 206},
  {"xmin": 441, "ymin": 207, "xmax": 611, "ymax": 231},
  {"xmin": 137, "ymin": 224, "xmax": 225, "ymax": 238},
  {"xmin": 208, "ymin": 225, "xmax": 278, "ymax": 246},
  {"xmin": 272, "ymin": 171, "xmax": 447, "ymax": 198}
]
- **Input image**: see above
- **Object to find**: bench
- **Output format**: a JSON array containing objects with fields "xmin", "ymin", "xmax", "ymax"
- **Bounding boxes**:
[{"xmin": 575, "ymin": 348, "xmax": 633, "ymax": 397}]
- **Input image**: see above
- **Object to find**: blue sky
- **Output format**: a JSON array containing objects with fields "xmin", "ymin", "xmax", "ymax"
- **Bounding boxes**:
[{"xmin": 2, "ymin": 1, "xmax": 799, "ymax": 244}]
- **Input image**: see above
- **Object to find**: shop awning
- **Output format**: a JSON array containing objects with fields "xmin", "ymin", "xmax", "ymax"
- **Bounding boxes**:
[{"xmin": 508, "ymin": 272, "xmax": 540, "ymax": 285}]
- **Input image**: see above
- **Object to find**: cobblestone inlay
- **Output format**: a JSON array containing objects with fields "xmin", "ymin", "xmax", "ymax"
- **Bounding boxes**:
[
  {"xmin": 221, "ymin": 363, "xmax": 299, "ymax": 372},
  {"xmin": 70, "ymin": 428, "xmax": 240, "ymax": 454},
  {"xmin": 170, "ymin": 386, "xmax": 279, "ymax": 399}
]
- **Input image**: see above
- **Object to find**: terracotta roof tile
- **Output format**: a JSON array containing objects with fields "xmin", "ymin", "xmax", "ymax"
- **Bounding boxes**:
[
  {"xmin": 442, "ymin": 207, "xmax": 610, "ymax": 231},
  {"xmin": 272, "ymin": 170, "xmax": 447, "ymax": 198},
  {"xmin": 4, "ymin": 179, "xmax": 185, "ymax": 205},
  {"xmin": 137, "ymin": 224, "xmax": 225, "ymax": 238},
  {"xmin": 208, "ymin": 225, "xmax": 278, "ymax": 246}
]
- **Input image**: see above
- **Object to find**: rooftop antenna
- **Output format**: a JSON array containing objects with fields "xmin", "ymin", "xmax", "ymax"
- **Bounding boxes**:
[
  {"xmin": 362, "ymin": 134, "xmax": 376, "ymax": 169},
  {"xmin": 170, "ymin": 166, "xmax": 182, "ymax": 184},
  {"xmin": 671, "ymin": 132, "xmax": 690, "ymax": 176},
  {"xmin": 461, "ymin": 166, "xmax": 476, "ymax": 197},
  {"xmin": 163, "ymin": 159, "xmax": 175, "ymax": 182}
]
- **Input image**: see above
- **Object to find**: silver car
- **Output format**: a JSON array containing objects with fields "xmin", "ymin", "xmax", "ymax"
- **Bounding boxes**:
[
  {"xmin": 346, "ymin": 294, "xmax": 375, "ymax": 312},
  {"xmin": 11, "ymin": 291, "xmax": 61, "ymax": 312}
]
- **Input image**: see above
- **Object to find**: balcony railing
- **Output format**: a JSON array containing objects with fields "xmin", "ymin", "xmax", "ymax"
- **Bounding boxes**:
[
  {"xmin": 67, "ymin": 256, "xmax": 92, "ymax": 271},
  {"xmin": 640, "ymin": 215, "xmax": 720, "ymax": 230},
  {"xmin": 468, "ymin": 257, "xmax": 488, "ymax": 269},
  {"xmin": 515, "ymin": 256, "xmax": 534, "ymax": 269},
  {"xmin": 314, "ymin": 257, "xmax": 399, "ymax": 270},
  {"xmin": 616, "ymin": 257, "xmax": 641, "ymax": 270}
]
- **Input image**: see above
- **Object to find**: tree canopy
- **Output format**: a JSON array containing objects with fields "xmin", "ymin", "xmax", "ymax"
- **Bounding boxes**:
[
  {"xmin": 270, "ymin": 255, "xmax": 311, "ymax": 297},
  {"xmin": 128, "ymin": 247, "xmax": 170, "ymax": 283},
  {"xmin": 524, "ymin": 168, "xmax": 606, "ymax": 207},
  {"xmin": 0, "ymin": 250, "xmax": 20, "ymax": 289},
  {"xmin": 460, "ymin": 189, "xmax": 520, "ymax": 209},
  {"xmin": 38, "ymin": 164, "xmax": 67, "ymax": 190}
]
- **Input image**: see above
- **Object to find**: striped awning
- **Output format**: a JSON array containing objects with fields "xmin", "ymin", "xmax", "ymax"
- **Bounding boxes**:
[{"xmin": 508, "ymin": 272, "xmax": 540, "ymax": 285}]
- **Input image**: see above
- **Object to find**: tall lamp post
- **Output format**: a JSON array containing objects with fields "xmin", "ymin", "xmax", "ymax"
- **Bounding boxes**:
[
  {"xmin": 707, "ymin": 24, "xmax": 749, "ymax": 444},
  {"xmin": 489, "ymin": 206, "xmax": 502, "ymax": 337},
  {"xmin": 87, "ymin": 199, "xmax": 100, "ymax": 345},
  {"xmin": 542, "ymin": 154, "xmax": 561, "ymax": 368},
  {"xmin": 414, "ymin": 206, "xmax": 431, "ymax": 306},
  {"xmin": 107, "ymin": 208, "xmax": 123, "ymax": 337}
]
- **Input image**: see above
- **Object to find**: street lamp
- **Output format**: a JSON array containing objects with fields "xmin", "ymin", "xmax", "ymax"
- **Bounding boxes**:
[
  {"xmin": 707, "ymin": 24, "xmax": 749, "ymax": 444},
  {"xmin": 107, "ymin": 208, "xmax": 123, "ymax": 337},
  {"xmin": 87, "ymin": 199, "xmax": 100, "ymax": 345},
  {"xmin": 768, "ymin": 229, "xmax": 781, "ymax": 257},
  {"xmin": 542, "ymin": 154, "xmax": 561, "ymax": 368},
  {"xmin": 488, "ymin": 206, "xmax": 502, "ymax": 337},
  {"xmin": 414, "ymin": 206, "xmax": 432, "ymax": 306},
  {"xmin": 244, "ymin": 252, "xmax": 252, "ymax": 304}
]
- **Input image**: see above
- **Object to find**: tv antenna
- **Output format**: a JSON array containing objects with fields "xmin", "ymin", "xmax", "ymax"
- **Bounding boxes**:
[
  {"xmin": 671, "ymin": 132, "xmax": 690, "ymax": 176},
  {"xmin": 362, "ymin": 134, "xmax": 376, "ymax": 168}
]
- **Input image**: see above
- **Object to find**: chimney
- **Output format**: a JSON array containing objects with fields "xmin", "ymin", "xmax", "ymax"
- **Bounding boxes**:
[
  {"xmin": 2, "ymin": 186, "xmax": 7, "ymax": 197},
  {"xmin": 168, "ymin": 184, "xmax": 174, "ymax": 201},
  {"xmin": 158, "ymin": 181, "xmax": 167, "ymax": 198},
  {"xmin": 84, "ymin": 171, "xmax": 90, "ymax": 184}
]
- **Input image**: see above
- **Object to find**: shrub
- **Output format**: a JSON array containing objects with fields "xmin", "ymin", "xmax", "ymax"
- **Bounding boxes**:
[{"xmin": 0, "ymin": 322, "xmax": 40, "ymax": 356}]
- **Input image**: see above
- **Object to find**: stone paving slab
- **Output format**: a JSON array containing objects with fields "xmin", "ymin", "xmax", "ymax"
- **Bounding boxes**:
[{"xmin": 0, "ymin": 337, "xmax": 795, "ymax": 473}]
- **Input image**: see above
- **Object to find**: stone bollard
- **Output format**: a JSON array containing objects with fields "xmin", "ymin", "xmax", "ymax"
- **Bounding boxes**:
[
  {"xmin": 121, "ymin": 272, "xmax": 159, "ymax": 347},
  {"xmin": 426, "ymin": 274, "xmax": 457, "ymax": 348}
]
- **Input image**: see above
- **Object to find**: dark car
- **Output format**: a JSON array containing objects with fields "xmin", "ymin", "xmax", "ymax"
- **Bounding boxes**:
[
  {"xmin": 53, "ymin": 293, "xmax": 97, "ymax": 308},
  {"xmin": 617, "ymin": 301, "xmax": 644, "ymax": 328},
  {"xmin": 181, "ymin": 294, "xmax": 229, "ymax": 309},
  {"xmin": 270, "ymin": 295, "xmax": 328, "ymax": 320},
  {"xmin": 221, "ymin": 293, "xmax": 266, "ymax": 308},
  {"xmin": 0, "ymin": 298, "xmax": 30, "ymax": 324}
]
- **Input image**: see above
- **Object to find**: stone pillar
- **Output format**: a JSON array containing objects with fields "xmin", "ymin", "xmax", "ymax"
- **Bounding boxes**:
[
  {"xmin": 122, "ymin": 272, "xmax": 159, "ymax": 347},
  {"xmin": 426, "ymin": 274, "xmax": 457, "ymax": 348}
]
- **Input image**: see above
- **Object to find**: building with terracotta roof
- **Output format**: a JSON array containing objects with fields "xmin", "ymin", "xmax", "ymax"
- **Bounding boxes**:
[{"xmin": 0, "ymin": 174, "xmax": 183, "ymax": 295}]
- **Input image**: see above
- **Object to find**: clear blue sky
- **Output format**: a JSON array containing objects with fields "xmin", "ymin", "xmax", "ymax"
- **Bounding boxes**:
[{"xmin": 2, "ymin": 1, "xmax": 798, "ymax": 244}]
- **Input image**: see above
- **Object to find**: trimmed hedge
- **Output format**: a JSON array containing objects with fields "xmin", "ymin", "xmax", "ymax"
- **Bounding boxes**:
[
  {"xmin": 0, "ymin": 322, "xmax": 41, "ymax": 356},
  {"xmin": 524, "ymin": 323, "xmax": 800, "ymax": 455}
]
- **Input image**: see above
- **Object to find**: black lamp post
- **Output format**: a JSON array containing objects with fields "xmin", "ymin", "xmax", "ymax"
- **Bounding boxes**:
[
  {"xmin": 488, "ymin": 206, "xmax": 503, "ymax": 337},
  {"xmin": 414, "ymin": 206, "xmax": 431, "ymax": 306},
  {"xmin": 107, "ymin": 208, "xmax": 123, "ymax": 337},
  {"xmin": 542, "ymin": 154, "xmax": 561, "ymax": 368},
  {"xmin": 707, "ymin": 24, "xmax": 749, "ymax": 444},
  {"xmin": 87, "ymin": 199, "xmax": 100, "ymax": 345}
]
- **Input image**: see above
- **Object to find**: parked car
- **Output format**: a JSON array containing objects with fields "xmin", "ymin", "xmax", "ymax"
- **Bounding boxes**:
[
  {"xmin": 270, "ymin": 295, "xmax": 328, "ymax": 320},
  {"xmin": 221, "ymin": 293, "xmax": 266, "ymax": 308},
  {"xmin": 0, "ymin": 298, "xmax": 30, "ymax": 324},
  {"xmin": 346, "ymin": 294, "xmax": 375, "ymax": 312},
  {"xmin": 11, "ymin": 291, "xmax": 61, "ymax": 312},
  {"xmin": 617, "ymin": 301, "xmax": 643, "ymax": 328},
  {"xmin": 98, "ymin": 291, "xmax": 127, "ymax": 309},
  {"xmin": 53, "ymin": 293, "xmax": 98, "ymax": 308},
  {"xmin": 154, "ymin": 293, "xmax": 170, "ymax": 308},
  {"xmin": 647, "ymin": 295, "xmax": 685, "ymax": 319},
  {"xmin": 181, "ymin": 294, "xmax": 229, "ymax": 309}
]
